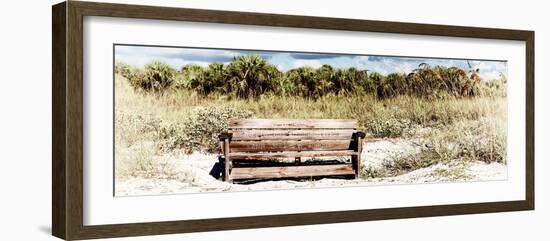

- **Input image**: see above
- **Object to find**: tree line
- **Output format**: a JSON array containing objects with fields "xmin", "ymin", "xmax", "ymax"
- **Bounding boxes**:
[{"xmin": 115, "ymin": 55, "xmax": 506, "ymax": 99}]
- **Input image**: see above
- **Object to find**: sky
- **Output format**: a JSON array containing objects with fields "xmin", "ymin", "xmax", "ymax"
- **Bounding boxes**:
[{"xmin": 115, "ymin": 45, "xmax": 508, "ymax": 81}]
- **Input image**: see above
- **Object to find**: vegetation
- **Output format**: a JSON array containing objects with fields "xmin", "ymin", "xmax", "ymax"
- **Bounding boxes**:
[
  {"xmin": 430, "ymin": 162, "xmax": 474, "ymax": 181},
  {"xmin": 114, "ymin": 55, "xmax": 507, "ymax": 180},
  {"xmin": 125, "ymin": 61, "xmax": 177, "ymax": 93},
  {"xmin": 159, "ymin": 106, "xmax": 253, "ymax": 153},
  {"xmin": 116, "ymin": 55, "xmax": 506, "ymax": 99},
  {"xmin": 360, "ymin": 114, "xmax": 506, "ymax": 179}
]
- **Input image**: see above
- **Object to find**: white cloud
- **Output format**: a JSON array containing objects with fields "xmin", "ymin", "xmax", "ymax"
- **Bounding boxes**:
[
  {"xmin": 115, "ymin": 53, "xmax": 219, "ymax": 69},
  {"xmin": 115, "ymin": 45, "xmax": 240, "ymax": 69},
  {"xmin": 477, "ymin": 61, "xmax": 508, "ymax": 81},
  {"xmin": 351, "ymin": 56, "xmax": 410, "ymax": 75},
  {"xmin": 293, "ymin": 59, "xmax": 322, "ymax": 69},
  {"xmin": 381, "ymin": 58, "xmax": 415, "ymax": 74},
  {"xmin": 115, "ymin": 45, "xmax": 239, "ymax": 59},
  {"xmin": 115, "ymin": 45, "xmax": 508, "ymax": 81},
  {"xmin": 479, "ymin": 71, "xmax": 504, "ymax": 81}
]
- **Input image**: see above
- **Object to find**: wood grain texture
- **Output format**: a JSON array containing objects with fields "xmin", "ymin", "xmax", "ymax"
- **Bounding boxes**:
[
  {"xmin": 353, "ymin": 135, "xmax": 363, "ymax": 177},
  {"xmin": 218, "ymin": 132, "xmax": 233, "ymax": 141},
  {"xmin": 229, "ymin": 150, "xmax": 358, "ymax": 159},
  {"xmin": 52, "ymin": 2, "xmax": 67, "ymax": 239},
  {"xmin": 231, "ymin": 129, "xmax": 354, "ymax": 140},
  {"xmin": 74, "ymin": 201, "xmax": 533, "ymax": 240},
  {"xmin": 66, "ymin": 2, "xmax": 85, "ymax": 240},
  {"xmin": 229, "ymin": 119, "xmax": 357, "ymax": 129},
  {"xmin": 229, "ymin": 140, "xmax": 353, "ymax": 152},
  {"xmin": 230, "ymin": 164, "xmax": 355, "ymax": 179},
  {"xmin": 525, "ymin": 31, "xmax": 535, "ymax": 209},
  {"xmin": 68, "ymin": 1, "xmax": 534, "ymax": 40},
  {"xmin": 52, "ymin": 1, "xmax": 535, "ymax": 240},
  {"xmin": 226, "ymin": 120, "xmax": 357, "ymax": 180},
  {"xmin": 224, "ymin": 139, "xmax": 231, "ymax": 182}
]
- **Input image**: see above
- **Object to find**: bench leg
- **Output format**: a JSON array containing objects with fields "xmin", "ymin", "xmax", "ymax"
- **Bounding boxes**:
[
  {"xmin": 353, "ymin": 135, "xmax": 363, "ymax": 179},
  {"xmin": 352, "ymin": 155, "xmax": 359, "ymax": 179},
  {"xmin": 223, "ymin": 138, "xmax": 232, "ymax": 183},
  {"xmin": 224, "ymin": 157, "xmax": 232, "ymax": 183}
]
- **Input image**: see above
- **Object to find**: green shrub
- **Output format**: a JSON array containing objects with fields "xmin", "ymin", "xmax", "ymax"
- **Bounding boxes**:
[
  {"xmin": 382, "ymin": 150, "xmax": 441, "ymax": 175},
  {"xmin": 127, "ymin": 61, "xmax": 176, "ymax": 93},
  {"xmin": 361, "ymin": 166, "xmax": 389, "ymax": 179},
  {"xmin": 160, "ymin": 106, "xmax": 254, "ymax": 153},
  {"xmin": 119, "ymin": 56, "xmax": 506, "ymax": 99},
  {"xmin": 365, "ymin": 118, "xmax": 415, "ymax": 138},
  {"xmin": 115, "ymin": 110, "xmax": 162, "ymax": 147},
  {"xmin": 193, "ymin": 63, "xmax": 228, "ymax": 96},
  {"xmin": 115, "ymin": 61, "xmax": 136, "ymax": 79},
  {"xmin": 226, "ymin": 55, "xmax": 279, "ymax": 99},
  {"xmin": 174, "ymin": 64, "xmax": 204, "ymax": 89}
]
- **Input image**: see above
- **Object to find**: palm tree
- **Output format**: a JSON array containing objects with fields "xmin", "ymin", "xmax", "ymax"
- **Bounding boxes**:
[
  {"xmin": 410, "ymin": 63, "xmax": 440, "ymax": 97},
  {"xmin": 286, "ymin": 67, "xmax": 317, "ymax": 99},
  {"xmin": 177, "ymin": 64, "xmax": 204, "ymax": 89},
  {"xmin": 264, "ymin": 64, "xmax": 283, "ymax": 95},
  {"xmin": 350, "ymin": 69, "xmax": 370, "ymax": 95},
  {"xmin": 141, "ymin": 61, "xmax": 176, "ymax": 93},
  {"xmin": 312, "ymin": 65, "xmax": 334, "ymax": 97},
  {"xmin": 386, "ymin": 72, "xmax": 407, "ymax": 96},
  {"xmin": 433, "ymin": 66, "xmax": 468, "ymax": 97},
  {"xmin": 194, "ymin": 63, "xmax": 226, "ymax": 95},
  {"xmin": 339, "ymin": 67, "xmax": 362, "ymax": 94},
  {"xmin": 370, "ymin": 72, "xmax": 393, "ymax": 98},
  {"xmin": 226, "ymin": 55, "xmax": 275, "ymax": 99},
  {"xmin": 465, "ymin": 60, "xmax": 482, "ymax": 96}
]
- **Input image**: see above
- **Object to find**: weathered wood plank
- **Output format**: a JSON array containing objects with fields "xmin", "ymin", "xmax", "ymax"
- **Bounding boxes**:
[
  {"xmin": 229, "ymin": 119, "xmax": 357, "ymax": 129},
  {"xmin": 353, "ymin": 135, "xmax": 363, "ymax": 178},
  {"xmin": 231, "ymin": 129, "xmax": 354, "ymax": 140},
  {"xmin": 229, "ymin": 140, "xmax": 352, "ymax": 152},
  {"xmin": 223, "ymin": 138, "xmax": 231, "ymax": 182},
  {"xmin": 229, "ymin": 150, "xmax": 358, "ymax": 159},
  {"xmin": 230, "ymin": 164, "xmax": 354, "ymax": 179}
]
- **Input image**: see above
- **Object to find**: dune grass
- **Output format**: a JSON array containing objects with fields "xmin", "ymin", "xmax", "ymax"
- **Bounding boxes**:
[{"xmin": 114, "ymin": 75, "xmax": 507, "ymax": 179}]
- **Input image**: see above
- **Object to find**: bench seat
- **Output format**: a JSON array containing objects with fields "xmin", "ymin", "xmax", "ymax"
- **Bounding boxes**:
[
  {"xmin": 230, "ymin": 164, "xmax": 355, "ymax": 180},
  {"xmin": 220, "ymin": 118, "xmax": 364, "ymax": 182},
  {"xmin": 229, "ymin": 150, "xmax": 359, "ymax": 159}
]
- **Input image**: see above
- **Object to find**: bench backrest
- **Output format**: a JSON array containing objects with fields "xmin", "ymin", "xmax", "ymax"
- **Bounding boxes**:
[{"xmin": 228, "ymin": 119, "xmax": 357, "ymax": 153}]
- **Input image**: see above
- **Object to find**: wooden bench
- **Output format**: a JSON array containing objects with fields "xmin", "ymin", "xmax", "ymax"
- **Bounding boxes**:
[{"xmin": 219, "ymin": 119, "xmax": 365, "ymax": 182}]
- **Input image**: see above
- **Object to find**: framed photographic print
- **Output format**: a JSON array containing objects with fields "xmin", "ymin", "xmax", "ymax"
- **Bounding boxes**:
[{"xmin": 52, "ymin": 1, "xmax": 534, "ymax": 240}]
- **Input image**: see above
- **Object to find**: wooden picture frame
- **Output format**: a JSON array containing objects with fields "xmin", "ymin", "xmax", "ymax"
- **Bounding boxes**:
[{"xmin": 52, "ymin": 1, "xmax": 534, "ymax": 240}]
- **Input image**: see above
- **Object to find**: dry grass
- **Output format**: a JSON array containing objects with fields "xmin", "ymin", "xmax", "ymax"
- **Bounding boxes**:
[{"xmin": 115, "ymin": 75, "xmax": 507, "ymax": 179}]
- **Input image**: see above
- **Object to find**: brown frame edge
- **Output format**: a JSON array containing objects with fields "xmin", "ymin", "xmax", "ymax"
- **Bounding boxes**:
[{"xmin": 52, "ymin": 1, "xmax": 535, "ymax": 240}]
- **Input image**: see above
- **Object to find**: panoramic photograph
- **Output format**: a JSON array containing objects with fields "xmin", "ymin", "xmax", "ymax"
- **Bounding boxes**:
[{"xmin": 113, "ymin": 44, "xmax": 508, "ymax": 196}]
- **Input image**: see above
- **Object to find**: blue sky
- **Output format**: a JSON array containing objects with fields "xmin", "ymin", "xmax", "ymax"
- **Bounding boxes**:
[{"xmin": 115, "ymin": 45, "xmax": 508, "ymax": 81}]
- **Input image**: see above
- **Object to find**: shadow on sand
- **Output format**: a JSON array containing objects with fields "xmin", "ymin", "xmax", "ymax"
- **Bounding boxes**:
[{"xmin": 208, "ymin": 156, "xmax": 354, "ymax": 185}]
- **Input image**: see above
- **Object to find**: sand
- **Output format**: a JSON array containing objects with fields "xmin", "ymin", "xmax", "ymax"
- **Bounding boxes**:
[{"xmin": 115, "ymin": 139, "xmax": 507, "ymax": 196}]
